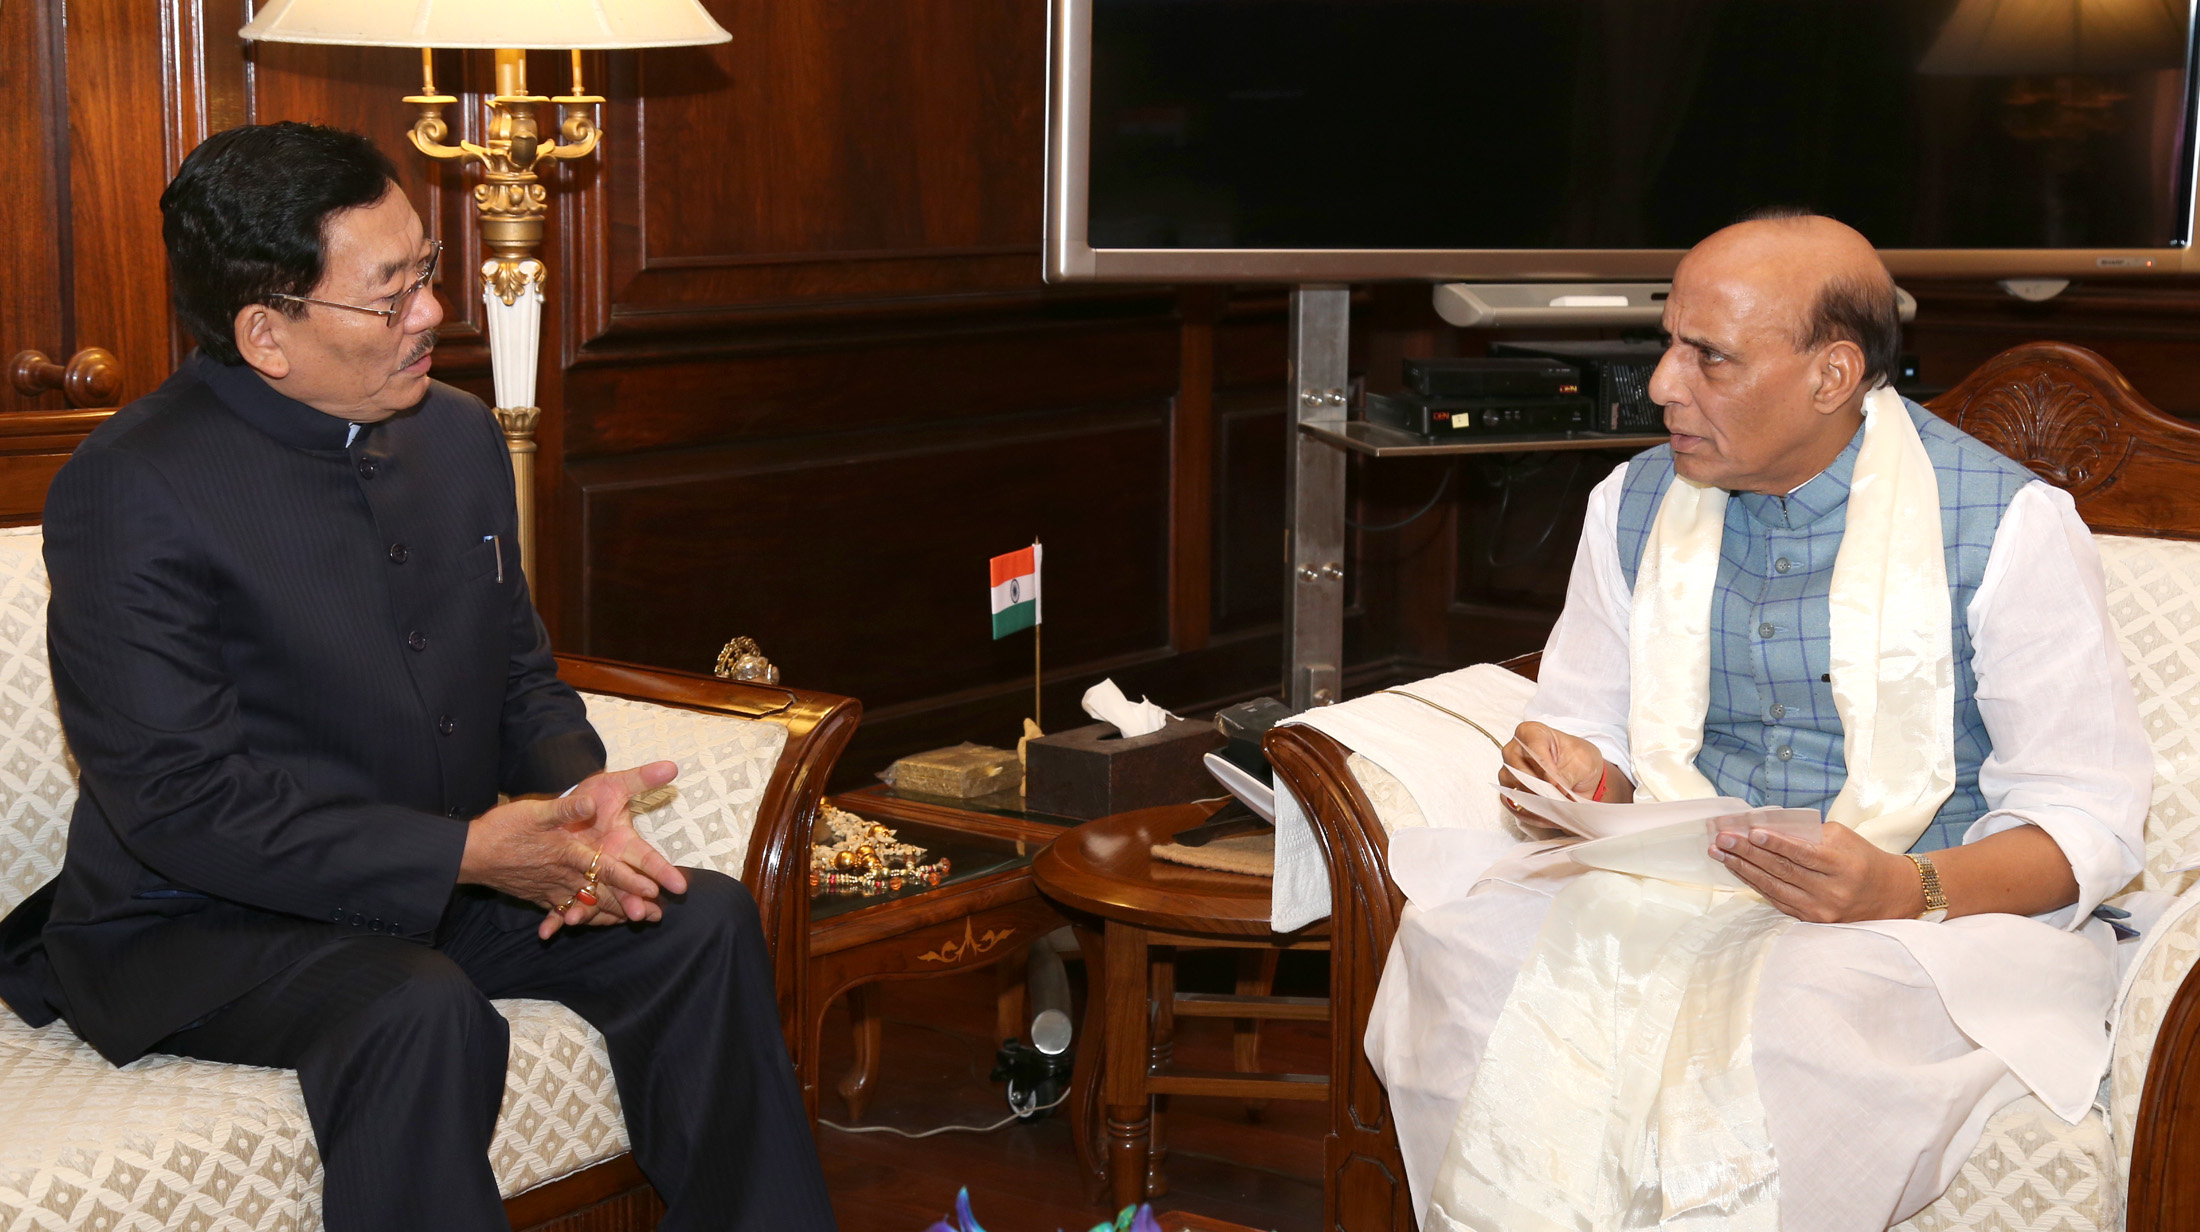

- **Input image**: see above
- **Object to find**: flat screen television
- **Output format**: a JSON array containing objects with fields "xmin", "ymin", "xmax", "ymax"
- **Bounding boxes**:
[{"xmin": 1044, "ymin": 0, "xmax": 2200, "ymax": 282}]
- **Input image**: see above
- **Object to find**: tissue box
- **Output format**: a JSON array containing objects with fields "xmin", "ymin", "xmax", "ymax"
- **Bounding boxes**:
[{"xmin": 1024, "ymin": 719, "xmax": 1224, "ymax": 821}]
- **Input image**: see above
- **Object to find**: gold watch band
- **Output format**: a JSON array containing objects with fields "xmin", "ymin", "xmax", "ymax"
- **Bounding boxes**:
[{"xmin": 1906, "ymin": 852, "xmax": 1949, "ymax": 918}]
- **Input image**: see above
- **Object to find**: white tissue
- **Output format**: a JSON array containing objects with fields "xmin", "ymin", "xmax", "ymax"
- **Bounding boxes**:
[{"xmin": 1082, "ymin": 678, "xmax": 1177, "ymax": 739}]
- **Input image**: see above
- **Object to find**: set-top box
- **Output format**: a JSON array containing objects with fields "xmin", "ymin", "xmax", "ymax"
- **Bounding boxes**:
[
  {"xmin": 1402, "ymin": 356, "xmax": 1581, "ymax": 400},
  {"xmin": 1489, "ymin": 339, "xmax": 1667, "ymax": 433},
  {"xmin": 1365, "ymin": 391, "xmax": 1596, "ymax": 438}
]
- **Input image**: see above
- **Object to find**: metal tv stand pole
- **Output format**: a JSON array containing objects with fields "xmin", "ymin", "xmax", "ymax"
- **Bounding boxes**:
[
  {"xmin": 1280, "ymin": 281, "xmax": 1689, "ymax": 712},
  {"xmin": 1284, "ymin": 285, "xmax": 1351, "ymax": 712}
]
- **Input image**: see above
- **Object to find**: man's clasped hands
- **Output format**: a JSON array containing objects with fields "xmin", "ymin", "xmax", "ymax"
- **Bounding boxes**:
[{"xmin": 457, "ymin": 761, "xmax": 689, "ymax": 940}]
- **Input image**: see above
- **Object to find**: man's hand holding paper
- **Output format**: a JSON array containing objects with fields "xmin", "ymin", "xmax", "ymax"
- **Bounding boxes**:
[
  {"xmin": 1498, "ymin": 720, "xmax": 1633, "ymax": 807},
  {"xmin": 1710, "ymin": 816, "xmax": 1923, "ymax": 923}
]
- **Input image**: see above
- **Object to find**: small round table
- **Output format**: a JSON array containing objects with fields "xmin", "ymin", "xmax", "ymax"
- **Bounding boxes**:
[{"xmin": 1032, "ymin": 801, "xmax": 1330, "ymax": 1210}]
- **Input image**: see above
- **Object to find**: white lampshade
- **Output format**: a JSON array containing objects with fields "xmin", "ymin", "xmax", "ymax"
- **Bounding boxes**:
[
  {"xmin": 1920, "ymin": 0, "xmax": 2188, "ymax": 75},
  {"xmin": 239, "ymin": 0, "xmax": 730, "ymax": 50}
]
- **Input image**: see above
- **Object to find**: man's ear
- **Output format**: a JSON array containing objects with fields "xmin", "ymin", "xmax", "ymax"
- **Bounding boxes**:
[
  {"xmin": 1813, "ymin": 339, "xmax": 1865, "ymax": 415},
  {"xmin": 232, "ymin": 304, "xmax": 292, "ymax": 380}
]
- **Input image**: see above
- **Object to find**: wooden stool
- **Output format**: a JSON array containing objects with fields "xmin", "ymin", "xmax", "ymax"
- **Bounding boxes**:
[{"xmin": 1033, "ymin": 801, "xmax": 1329, "ymax": 1211}]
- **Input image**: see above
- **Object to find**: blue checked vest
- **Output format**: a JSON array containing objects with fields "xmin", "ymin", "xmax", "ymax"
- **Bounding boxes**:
[{"xmin": 1614, "ymin": 400, "xmax": 2038, "ymax": 853}]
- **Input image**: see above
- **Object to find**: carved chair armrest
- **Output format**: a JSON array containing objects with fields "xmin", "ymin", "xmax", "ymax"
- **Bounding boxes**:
[
  {"xmin": 554, "ymin": 653, "xmax": 861, "ymax": 1067},
  {"xmin": 1264, "ymin": 721, "xmax": 1413, "ymax": 1229},
  {"xmin": 1263, "ymin": 649, "xmax": 1539, "ymax": 1232}
]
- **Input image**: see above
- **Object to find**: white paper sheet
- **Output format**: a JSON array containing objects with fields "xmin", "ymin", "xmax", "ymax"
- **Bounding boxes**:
[{"xmin": 1495, "ymin": 787, "xmax": 1824, "ymax": 888}]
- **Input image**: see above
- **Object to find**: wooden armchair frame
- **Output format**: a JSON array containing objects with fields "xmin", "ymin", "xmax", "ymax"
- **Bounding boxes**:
[{"xmin": 1266, "ymin": 341, "xmax": 2200, "ymax": 1232}]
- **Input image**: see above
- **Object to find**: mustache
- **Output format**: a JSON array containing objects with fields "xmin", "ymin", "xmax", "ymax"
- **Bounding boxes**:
[{"xmin": 401, "ymin": 330, "xmax": 439, "ymax": 369}]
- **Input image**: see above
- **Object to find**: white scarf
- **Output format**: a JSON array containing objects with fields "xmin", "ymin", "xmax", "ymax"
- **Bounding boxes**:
[
  {"xmin": 1628, "ymin": 385, "xmax": 1957, "ymax": 843},
  {"xmin": 1427, "ymin": 387, "xmax": 1959, "ymax": 1231}
]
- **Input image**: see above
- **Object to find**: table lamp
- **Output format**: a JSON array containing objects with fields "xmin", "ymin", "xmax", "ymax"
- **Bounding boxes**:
[{"xmin": 238, "ymin": 0, "xmax": 732, "ymax": 582}]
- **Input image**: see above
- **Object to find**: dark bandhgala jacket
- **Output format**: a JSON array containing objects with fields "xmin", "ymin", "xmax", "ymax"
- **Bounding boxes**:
[{"xmin": 0, "ymin": 351, "xmax": 605, "ymax": 1063}]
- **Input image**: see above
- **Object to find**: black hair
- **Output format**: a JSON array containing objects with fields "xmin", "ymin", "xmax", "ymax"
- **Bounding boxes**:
[
  {"xmin": 160, "ymin": 122, "xmax": 400, "ymax": 365},
  {"xmin": 1735, "ymin": 205, "xmax": 1904, "ymax": 390}
]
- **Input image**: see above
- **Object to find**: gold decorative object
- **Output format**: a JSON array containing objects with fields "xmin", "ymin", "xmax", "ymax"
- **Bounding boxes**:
[
  {"xmin": 236, "ymin": 0, "xmax": 732, "ymax": 586},
  {"xmin": 713, "ymin": 636, "xmax": 781, "ymax": 684},
  {"xmin": 881, "ymin": 743, "xmax": 1021, "ymax": 799},
  {"xmin": 627, "ymin": 782, "xmax": 678, "ymax": 814},
  {"xmin": 917, "ymin": 920, "xmax": 1016, "ymax": 966},
  {"xmin": 810, "ymin": 802, "xmax": 950, "ymax": 898}
]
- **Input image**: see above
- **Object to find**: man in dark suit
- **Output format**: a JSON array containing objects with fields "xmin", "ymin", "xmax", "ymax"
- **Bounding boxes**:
[{"xmin": 0, "ymin": 122, "xmax": 835, "ymax": 1230}]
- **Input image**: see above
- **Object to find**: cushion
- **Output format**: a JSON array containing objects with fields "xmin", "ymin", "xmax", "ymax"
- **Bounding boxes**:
[
  {"xmin": 2110, "ymin": 887, "xmax": 2200, "ymax": 1188},
  {"xmin": 1349, "ymin": 753, "xmax": 1429, "ymax": 835},
  {"xmin": 0, "ymin": 527, "xmax": 69, "ymax": 919},
  {"xmin": 2096, "ymin": 534, "xmax": 2200, "ymax": 892},
  {"xmin": 579, "ymin": 692, "xmax": 786, "ymax": 880},
  {"xmin": 0, "ymin": 998, "xmax": 625, "ymax": 1230},
  {"xmin": 1893, "ymin": 1097, "xmax": 2118, "ymax": 1231}
]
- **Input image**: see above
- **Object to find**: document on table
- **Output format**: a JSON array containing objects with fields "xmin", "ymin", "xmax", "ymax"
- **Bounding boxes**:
[{"xmin": 1498, "ymin": 776, "xmax": 1822, "ymax": 888}]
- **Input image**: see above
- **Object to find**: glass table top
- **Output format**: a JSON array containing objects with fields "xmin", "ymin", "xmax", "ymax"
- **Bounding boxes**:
[{"xmin": 857, "ymin": 784, "xmax": 1078, "ymax": 825}]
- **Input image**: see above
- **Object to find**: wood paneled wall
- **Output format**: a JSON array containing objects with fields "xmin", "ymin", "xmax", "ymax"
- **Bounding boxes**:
[{"xmin": 18, "ymin": 0, "xmax": 2200, "ymax": 786}]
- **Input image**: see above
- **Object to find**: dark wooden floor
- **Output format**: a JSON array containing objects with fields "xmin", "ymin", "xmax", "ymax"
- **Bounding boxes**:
[{"xmin": 813, "ymin": 953, "xmax": 1326, "ymax": 1232}]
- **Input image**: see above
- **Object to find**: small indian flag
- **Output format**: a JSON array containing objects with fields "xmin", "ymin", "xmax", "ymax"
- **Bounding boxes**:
[{"xmin": 989, "ymin": 543, "xmax": 1042, "ymax": 638}]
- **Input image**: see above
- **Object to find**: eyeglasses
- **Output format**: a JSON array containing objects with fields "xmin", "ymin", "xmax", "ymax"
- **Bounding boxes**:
[{"xmin": 269, "ymin": 240, "xmax": 441, "ymax": 328}]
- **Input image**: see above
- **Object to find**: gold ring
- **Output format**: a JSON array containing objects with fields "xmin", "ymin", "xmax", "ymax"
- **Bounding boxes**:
[
  {"xmin": 557, "ymin": 894, "xmax": 578, "ymax": 913},
  {"xmin": 584, "ymin": 850, "xmax": 602, "ymax": 881}
]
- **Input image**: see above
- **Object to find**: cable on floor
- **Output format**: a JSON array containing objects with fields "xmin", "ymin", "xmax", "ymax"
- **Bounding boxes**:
[{"xmin": 819, "ymin": 1086, "xmax": 1071, "ymax": 1139}]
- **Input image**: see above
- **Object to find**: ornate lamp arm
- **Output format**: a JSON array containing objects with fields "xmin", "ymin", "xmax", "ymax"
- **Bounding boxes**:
[
  {"xmin": 548, "ymin": 51, "xmax": 605, "ymax": 165},
  {"xmin": 402, "ymin": 49, "xmax": 476, "ymax": 163}
]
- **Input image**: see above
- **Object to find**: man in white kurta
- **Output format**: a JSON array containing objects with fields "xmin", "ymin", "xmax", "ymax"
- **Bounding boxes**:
[{"xmin": 1363, "ymin": 213, "xmax": 2150, "ymax": 1231}]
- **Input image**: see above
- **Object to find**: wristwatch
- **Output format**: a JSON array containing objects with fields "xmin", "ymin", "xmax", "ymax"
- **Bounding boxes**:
[{"xmin": 1906, "ymin": 853, "xmax": 1949, "ymax": 922}]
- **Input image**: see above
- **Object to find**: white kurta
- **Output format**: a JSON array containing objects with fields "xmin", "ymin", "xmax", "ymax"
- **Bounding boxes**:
[{"xmin": 1365, "ymin": 464, "xmax": 2152, "ymax": 1229}]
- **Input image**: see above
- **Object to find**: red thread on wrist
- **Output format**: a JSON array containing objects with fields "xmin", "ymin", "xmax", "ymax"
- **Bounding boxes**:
[{"xmin": 1591, "ymin": 765, "xmax": 1610, "ymax": 803}]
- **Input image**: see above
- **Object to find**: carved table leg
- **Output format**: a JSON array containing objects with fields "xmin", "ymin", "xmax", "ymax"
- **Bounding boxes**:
[
  {"xmin": 1146, "ymin": 946, "xmax": 1175, "ymax": 1198},
  {"xmin": 1068, "ymin": 922, "xmax": 1109, "ymax": 1201},
  {"xmin": 1234, "ymin": 948, "xmax": 1280, "ymax": 1073},
  {"xmin": 836, "ymin": 983, "xmax": 883, "ymax": 1121},
  {"xmin": 1102, "ymin": 918, "xmax": 1153, "ymax": 1213}
]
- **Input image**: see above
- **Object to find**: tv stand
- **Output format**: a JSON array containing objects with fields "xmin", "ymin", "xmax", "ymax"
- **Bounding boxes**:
[{"xmin": 1280, "ymin": 285, "xmax": 1665, "ymax": 710}]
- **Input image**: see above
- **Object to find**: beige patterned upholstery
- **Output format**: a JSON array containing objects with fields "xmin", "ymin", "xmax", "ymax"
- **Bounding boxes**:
[
  {"xmin": 0, "ymin": 526, "xmax": 795, "ymax": 1229},
  {"xmin": 0, "ymin": 527, "xmax": 70, "ymax": 920},
  {"xmin": 1893, "ymin": 1097, "xmax": 2120, "ymax": 1232},
  {"xmin": 582, "ymin": 691, "xmax": 785, "ymax": 877},
  {"xmin": 1338, "ymin": 533, "xmax": 2200, "ymax": 1232},
  {"xmin": 1347, "ymin": 754, "xmax": 1427, "ymax": 834},
  {"xmin": 2097, "ymin": 536, "xmax": 2200, "ymax": 893}
]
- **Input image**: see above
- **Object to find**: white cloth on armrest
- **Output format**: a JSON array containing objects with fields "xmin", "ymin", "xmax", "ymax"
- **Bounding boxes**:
[{"xmin": 1270, "ymin": 663, "xmax": 1536, "ymax": 930}]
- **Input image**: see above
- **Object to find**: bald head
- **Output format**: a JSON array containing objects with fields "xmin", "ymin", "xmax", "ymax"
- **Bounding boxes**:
[
  {"xmin": 1648, "ymin": 212, "xmax": 1900, "ymax": 493},
  {"xmin": 1687, "ymin": 213, "xmax": 1901, "ymax": 392}
]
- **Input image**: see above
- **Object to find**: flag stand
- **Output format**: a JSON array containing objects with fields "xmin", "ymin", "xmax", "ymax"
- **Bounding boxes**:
[{"xmin": 991, "ymin": 539, "xmax": 1045, "ymax": 797}]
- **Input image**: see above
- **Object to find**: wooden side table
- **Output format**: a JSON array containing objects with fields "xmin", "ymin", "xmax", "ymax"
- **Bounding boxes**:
[
  {"xmin": 1032, "ymin": 801, "xmax": 1330, "ymax": 1211},
  {"xmin": 804, "ymin": 784, "xmax": 1071, "ymax": 1120}
]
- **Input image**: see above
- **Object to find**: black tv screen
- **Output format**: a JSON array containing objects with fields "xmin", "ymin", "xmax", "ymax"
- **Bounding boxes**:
[{"xmin": 1085, "ymin": 0, "xmax": 2198, "ymax": 254}]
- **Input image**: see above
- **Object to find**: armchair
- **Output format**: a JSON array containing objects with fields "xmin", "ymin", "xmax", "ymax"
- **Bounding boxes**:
[
  {"xmin": 1267, "ymin": 341, "xmax": 2200, "ymax": 1232},
  {"xmin": 0, "ymin": 473, "xmax": 857, "ymax": 1230}
]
